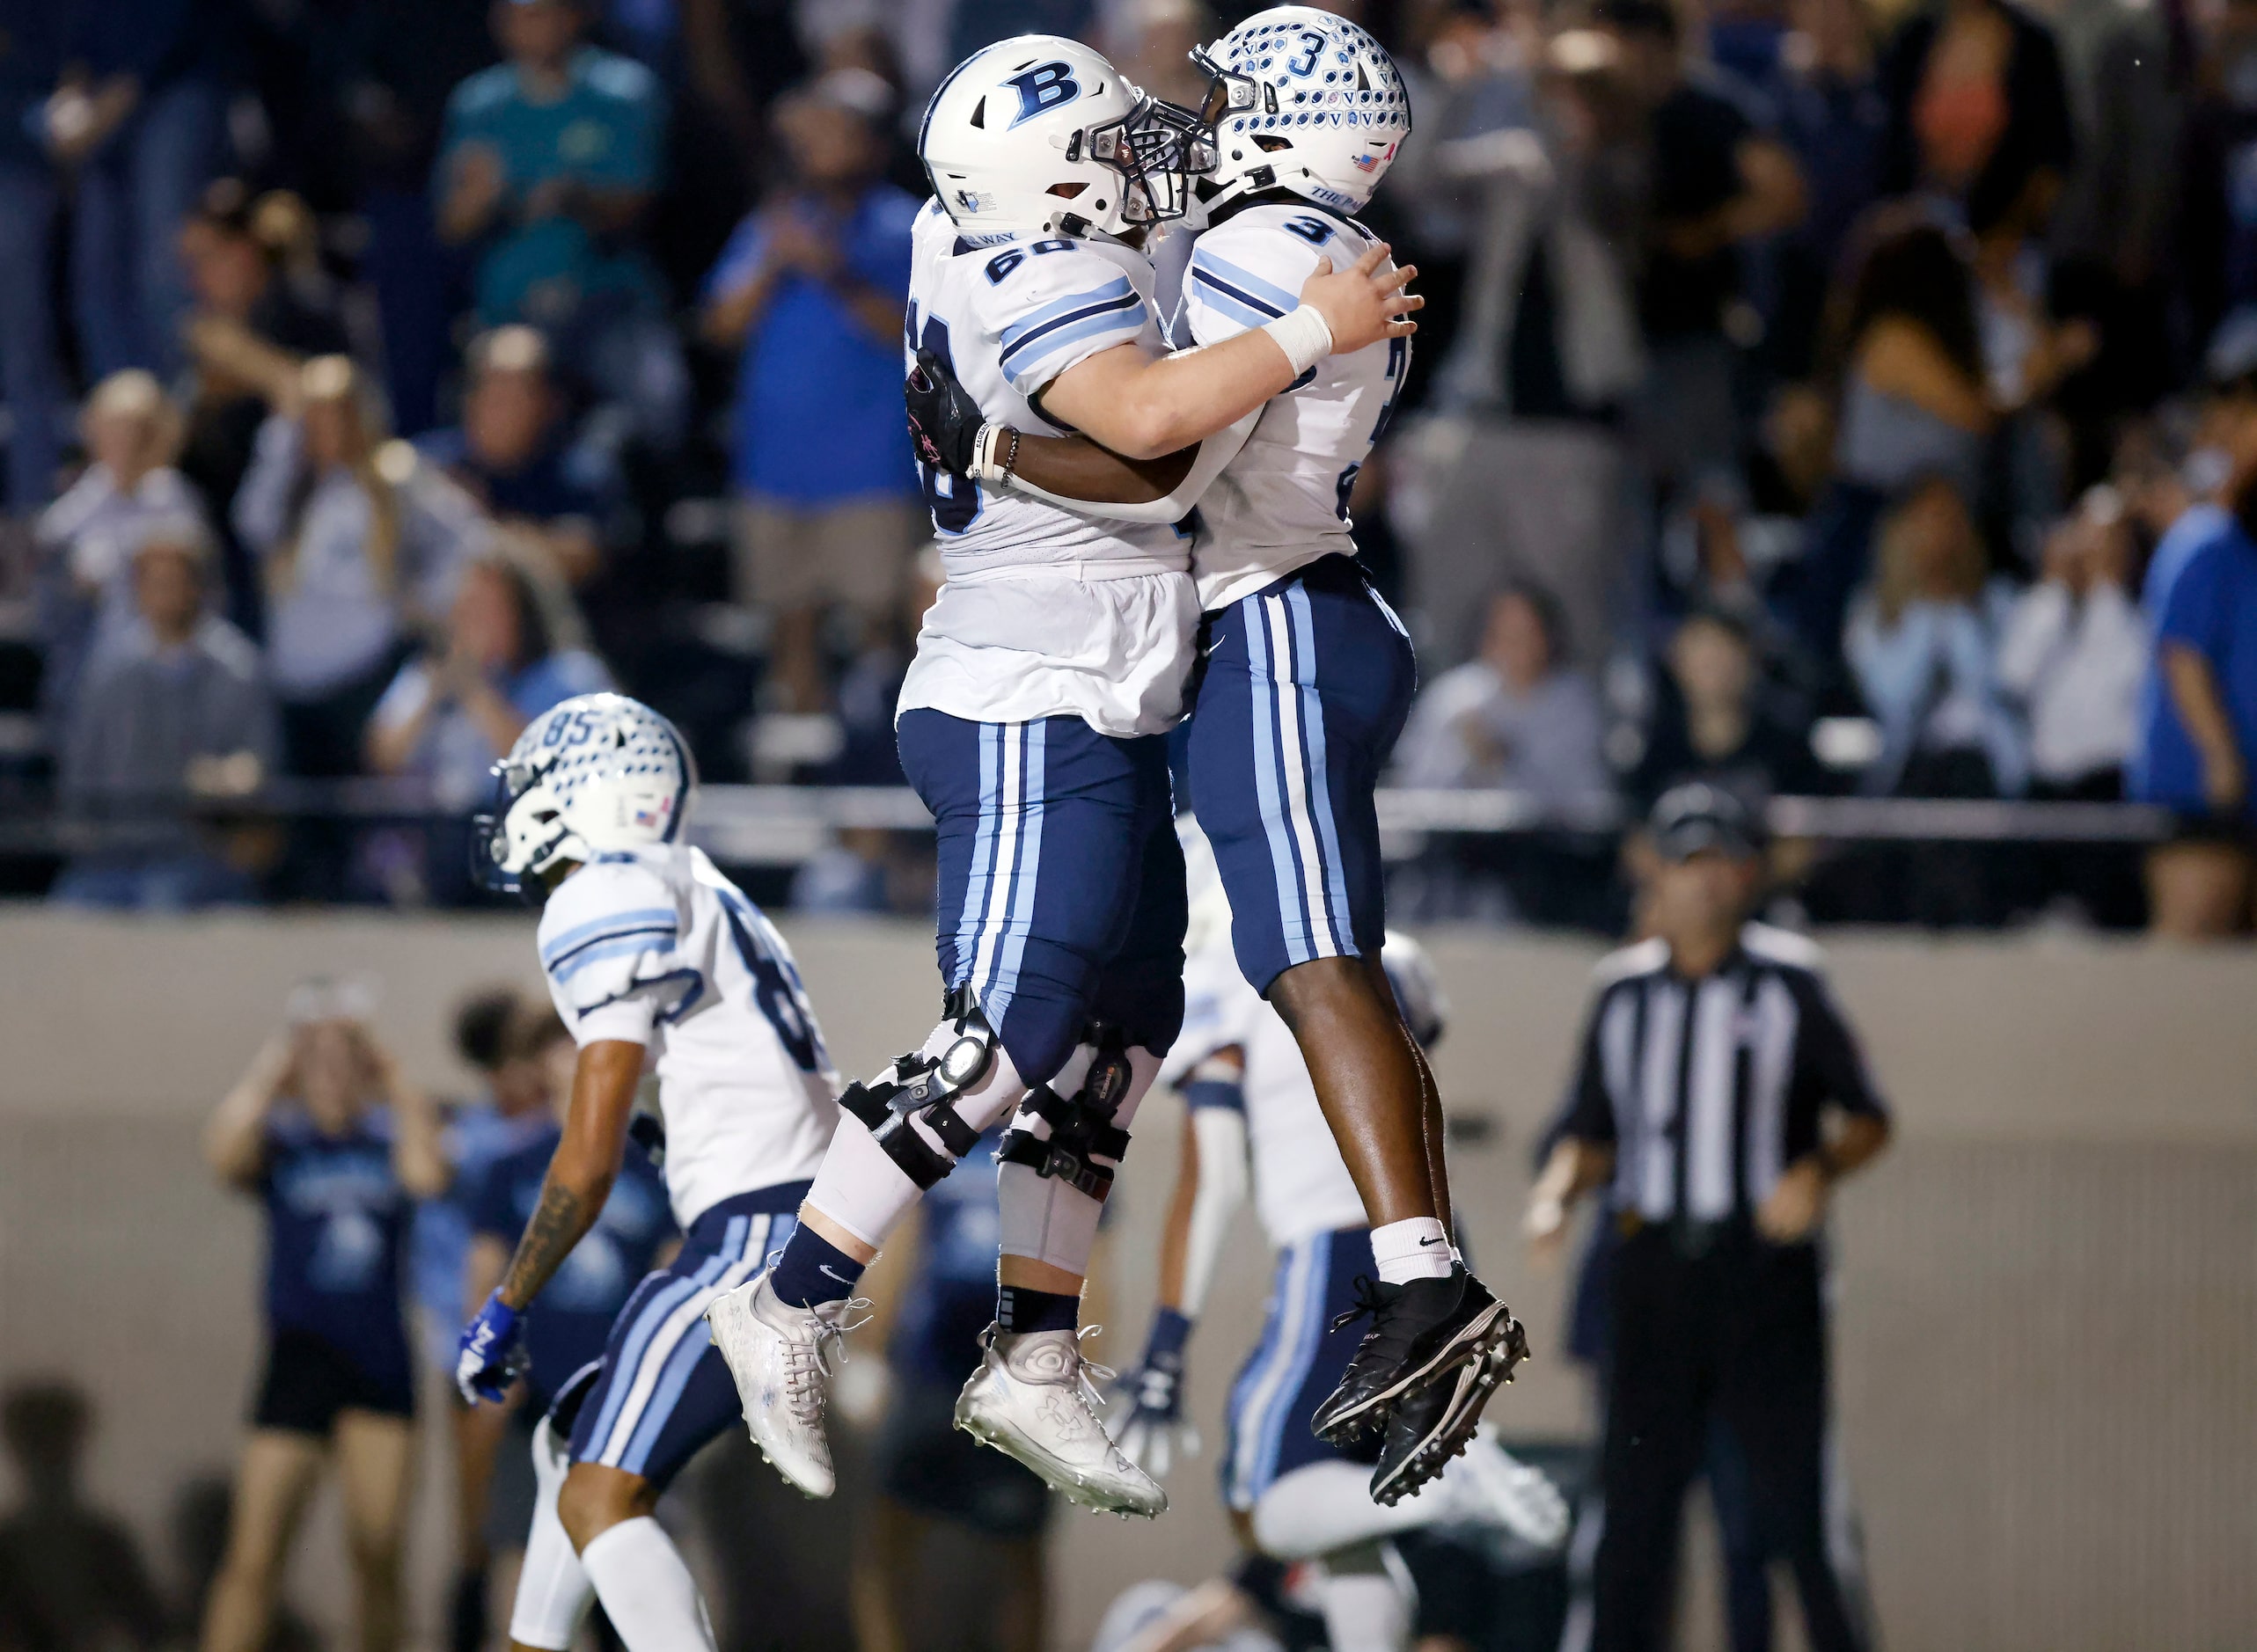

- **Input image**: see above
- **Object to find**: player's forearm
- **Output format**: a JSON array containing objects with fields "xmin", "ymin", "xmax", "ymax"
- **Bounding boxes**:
[
  {"xmin": 502, "ymin": 1038, "xmax": 643, "ymax": 1307},
  {"xmin": 1180, "ymin": 1104, "xmax": 1249, "ymax": 1319},
  {"xmin": 1153, "ymin": 1114, "xmax": 1204, "ymax": 1312},
  {"xmin": 1042, "ymin": 332, "xmax": 1299, "ymax": 462},
  {"xmin": 498, "ymin": 1159, "xmax": 612, "ymax": 1310},
  {"xmin": 1000, "ymin": 432, "xmax": 1198, "ymax": 505}
]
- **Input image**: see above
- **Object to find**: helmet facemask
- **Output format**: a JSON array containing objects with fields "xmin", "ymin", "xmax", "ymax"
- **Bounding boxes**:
[
  {"xmin": 1191, "ymin": 44, "xmax": 1271, "ymax": 128},
  {"xmin": 1081, "ymin": 92, "xmax": 1217, "ymax": 229},
  {"xmin": 472, "ymin": 753, "xmax": 577, "ymax": 903}
]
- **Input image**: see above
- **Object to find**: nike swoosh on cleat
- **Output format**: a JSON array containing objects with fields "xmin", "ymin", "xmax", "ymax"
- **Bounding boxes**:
[
  {"xmin": 818, "ymin": 1264, "xmax": 854, "ymax": 1284},
  {"xmin": 1418, "ymin": 1235, "xmax": 1446, "ymax": 1246}
]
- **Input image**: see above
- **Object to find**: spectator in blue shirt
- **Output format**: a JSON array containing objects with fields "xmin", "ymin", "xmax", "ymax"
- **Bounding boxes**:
[
  {"xmin": 700, "ymin": 68, "xmax": 922, "ymax": 714},
  {"xmin": 417, "ymin": 325, "xmax": 623, "ymax": 588},
  {"xmin": 2133, "ymin": 344, "xmax": 2257, "ymax": 937},
  {"xmin": 435, "ymin": 0, "xmax": 685, "ymax": 446}
]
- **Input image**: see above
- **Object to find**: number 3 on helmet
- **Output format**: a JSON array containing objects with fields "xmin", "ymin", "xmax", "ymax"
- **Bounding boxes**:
[
  {"xmin": 919, "ymin": 34, "xmax": 1215, "ymax": 242},
  {"xmin": 1189, "ymin": 6, "xmax": 1413, "ymax": 215},
  {"xmin": 474, "ymin": 693, "xmax": 699, "ymax": 901}
]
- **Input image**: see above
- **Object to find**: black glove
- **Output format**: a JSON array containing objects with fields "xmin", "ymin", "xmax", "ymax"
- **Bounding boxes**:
[{"xmin": 905, "ymin": 347, "xmax": 986, "ymax": 478}]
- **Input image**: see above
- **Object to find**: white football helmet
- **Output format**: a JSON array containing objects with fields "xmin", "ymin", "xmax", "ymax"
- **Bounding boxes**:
[
  {"xmin": 919, "ymin": 35, "xmax": 1214, "ymax": 242},
  {"xmin": 1381, "ymin": 930, "xmax": 1447, "ymax": 1050},
  {"xmin": 1190, "ymin": 6, "xmax": 1413, "ymax": 215},
  {"xmin": 475, "ymin": 693, "xmax": 697, "ymax": 898}
]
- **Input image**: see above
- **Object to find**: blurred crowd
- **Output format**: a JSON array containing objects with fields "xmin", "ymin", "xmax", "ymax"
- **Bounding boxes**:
[{"xmin": 1, "ymin": 0, "xmax": 2254, "ymax": 932}]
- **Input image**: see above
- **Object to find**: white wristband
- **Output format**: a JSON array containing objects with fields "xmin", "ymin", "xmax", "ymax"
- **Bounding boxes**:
[
  {"xmin": 968, "ymin": 422, "xmax": 1011, "ymax": 487},
  {"xmin": 1261, "ymin": 304, "xmax": 1334, "ymax": 376}
]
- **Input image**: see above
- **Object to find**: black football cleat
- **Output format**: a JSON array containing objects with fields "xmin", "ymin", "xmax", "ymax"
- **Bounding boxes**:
[
  {"xmin": 1367, "ymin": 1329, "xmax": 1531, "ymax": 1506},
  {"xmin": 1310, "ymin": 1268, "xmax": 1526, "ymax": 1448}
]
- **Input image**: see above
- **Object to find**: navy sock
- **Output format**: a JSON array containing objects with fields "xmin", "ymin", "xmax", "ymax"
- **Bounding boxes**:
[
  {"xmin": 996, "ymin": 1283, "xmax": 1081, "ymax": 1334},
  {"xmin": 767, "ymin": 1227, "xmax": 866, "ymax": 1308}
]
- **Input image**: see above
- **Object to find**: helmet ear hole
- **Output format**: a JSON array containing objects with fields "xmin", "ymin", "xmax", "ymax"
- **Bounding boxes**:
[{"xmin": 970, "ymin": 96, "xmax": 986, "ymax": 128}]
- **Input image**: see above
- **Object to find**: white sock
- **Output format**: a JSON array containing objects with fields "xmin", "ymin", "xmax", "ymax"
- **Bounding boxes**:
[
  {"xmin": 1369, "ymin": 1216, "xmax": 1454, "ymax": 1284},
  {"xmin": 1316, "ymin": 1543, "xmax": 1414, "ymax": 1652},
  {"xmin": 578, "ymin": 1517, "xmax": 715, "ymax": 1652},
  {"xmin": 508, "ymin": 1421, "xmax": 592, "ymax": 1650},
  {"xmin": 997, "ymin": 1047, "xmax": 1157, "ymax": 1276},
  {"xmin": 804, "ymin": 1037, "xmax": 1025, "ymax": 1248}
]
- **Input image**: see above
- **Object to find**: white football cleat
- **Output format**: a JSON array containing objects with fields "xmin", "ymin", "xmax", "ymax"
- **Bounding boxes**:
[
  {"xmin": 705, "ymin": 1271, "xmax": 858, "ymax": 1499},
  {"xmin": 954, "ymin": 1327, "xmax": 1167, "ymax": 1518},
  {"xmin": 1436, "ymin": 1423, "xmax": 1572, "ymax": 1550}
]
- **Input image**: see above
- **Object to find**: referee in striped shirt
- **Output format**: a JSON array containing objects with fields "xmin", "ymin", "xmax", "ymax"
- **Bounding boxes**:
[{"xmin": 1526, "ymin": 785, "xmax": 1890, "ymax": 1652}]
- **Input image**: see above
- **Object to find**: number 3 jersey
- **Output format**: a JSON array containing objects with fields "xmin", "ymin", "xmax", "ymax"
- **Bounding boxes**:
[
  {"xmin": 899, "ymin": 199, "xmax": 1201, "ymax": 738},
  {"xmin": 1176, "ymin": 203, "xmax": 1411, "ymax": 613},
  {"xmin": 538, "ymin": 844, "xmax": 839, "ymax": 1229}
]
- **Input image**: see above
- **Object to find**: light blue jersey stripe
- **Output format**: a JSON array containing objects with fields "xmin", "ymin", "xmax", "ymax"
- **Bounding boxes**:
[
  {"xmin": 619, "ymin": 1216, "xmax": 768, "ymax": 1472},
  {"xmin": 584, "ymin": 1272, "xmax": 707, "ymax": 1451},
  {"xmin": 1229, "ymin": 1237, "xmax": 1325, "ymax": 1504},
  {"xmin": 986, "ymin": 720, "xmax": 1047, "ymax": 1028},
  {"xmin": 953, "ymin": 724, "xmax": 1004, "ymax": 987},
  {"xmin": 1243, "ymin": 599, "xmax": 1313, "ymax": 965},
  {"xmin": 1191, "ymin": 248, "xmax": 1300, "ymax": 316},
  {"xmin": 1001, "ymin": 304, "xmax": 1150, "ymax": 390},
  {"xmin": 541, "ymin": 908, "xmax": 676, "ymax": 966},
  {"xmin": 1286, "ymin": 585, "xmax": 1354, "ymax": 953},
  {"xmin": 997, "ymin": 275, "xmax": 1132, "ymax": 352},
  {"xmin": 549, "ymin": 931, "xmax": 678, "ymax": 982}
]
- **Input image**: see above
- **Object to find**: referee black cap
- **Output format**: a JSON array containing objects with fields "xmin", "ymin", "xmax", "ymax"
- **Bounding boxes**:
[{"xmin": 1650, "ymin": 783, "xmax": 1761, "ymax": 862}]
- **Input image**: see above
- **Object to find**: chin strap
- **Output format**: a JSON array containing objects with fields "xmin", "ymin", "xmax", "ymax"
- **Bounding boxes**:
[
  {"xmin": 837, "ymin": 985, "xmax": 997, "ymax": 1190},
  {"xmin": 996, "ymin": 1022, "xmax": 1135, "ymax": 1200}
]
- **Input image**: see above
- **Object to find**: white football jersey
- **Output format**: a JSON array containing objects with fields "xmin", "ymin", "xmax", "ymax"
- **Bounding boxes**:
[
  {"xmin": 898, "ymin": 200, "xmax": 1200, "ymax": 737},
  {"xmin": 1178, "ymin": 203, "xmax": 1412, "ymax": 612},
  {"xmin": 538, "ymin": 844, "xmax": 839, "ymax": 1230},
  {"xmin": 1163, "ymin": 941, "xmax": 1367, "ymax": 1247}
]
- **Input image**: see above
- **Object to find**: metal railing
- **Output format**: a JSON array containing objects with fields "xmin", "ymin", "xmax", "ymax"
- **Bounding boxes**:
[{"xmin": 0, "ymin": 782, "xmax": 2175, "ymax": 867}]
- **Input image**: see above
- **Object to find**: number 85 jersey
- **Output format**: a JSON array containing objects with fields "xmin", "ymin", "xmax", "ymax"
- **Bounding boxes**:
[
  {"xmin": 537, "ymin": 843, "xmax": 839, "ymax": 1230},
  {"xmin": 1177, "ymin": 204, "xmax": 1411, "ymax": 612}
]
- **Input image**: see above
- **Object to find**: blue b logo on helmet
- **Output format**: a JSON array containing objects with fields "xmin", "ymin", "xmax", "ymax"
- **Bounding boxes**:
[{"xmin": 1005, "ymin": 61, "xmax": 1081, "ymax": 128}]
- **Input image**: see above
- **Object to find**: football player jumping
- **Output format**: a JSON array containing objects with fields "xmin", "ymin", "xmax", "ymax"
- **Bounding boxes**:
[
  {"xmin": 905, "ymin": 8, "xmax": 1525, "ymax": 1502},
  {"xmin": 706, "ymin": 33, "xmax": 1419, "ymax": 1518}
]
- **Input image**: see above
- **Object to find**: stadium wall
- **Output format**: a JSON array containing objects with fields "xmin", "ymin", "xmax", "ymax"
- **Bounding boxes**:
[{"xmin": 0, "ymin": 912, "xmax": 2252, "ymax": 1651}]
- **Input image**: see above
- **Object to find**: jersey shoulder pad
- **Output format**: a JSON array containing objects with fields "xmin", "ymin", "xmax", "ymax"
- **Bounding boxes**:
[
  {"xmin": 538, "ymin": 856, "xmax": 682, "ymax": 979},
  {"xmin": 1185, "ymin": 210, "xmax": 1337, "ymax": 338},
  {"xmin": 1740, "ymin": 921, "xmax": 1827, "ymax": 974},
  {"xmin": 1590, "ymin": 935, "xmax": 1670, "ymax": 987},
  {"xmin": 970, "ymin": 238, "xmax": 1152, "ymax": 393}
]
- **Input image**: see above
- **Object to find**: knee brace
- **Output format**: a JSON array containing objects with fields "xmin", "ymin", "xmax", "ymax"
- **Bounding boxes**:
[
  {"xmin": 838, "ymin": 985, "xmax": 1003, "ymax": 1190},
  {"xmin": 995, "ymin": 1022, "xmax": 1137, "ymax": 1199}
]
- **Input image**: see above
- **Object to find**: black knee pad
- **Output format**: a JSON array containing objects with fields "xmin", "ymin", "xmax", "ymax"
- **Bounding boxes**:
[
  {"xmin": 840, "ymin": 985, "xmax": 998, "ymax": 1189},
  {"xmin": 996, "ymin": 1022, "xmax": 1135, "ymax": 1199}
]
